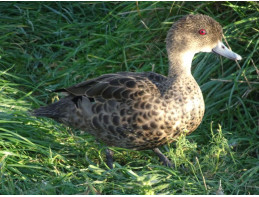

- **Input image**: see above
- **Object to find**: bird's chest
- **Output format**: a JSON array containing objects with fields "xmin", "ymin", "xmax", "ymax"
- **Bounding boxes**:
[{"xmin": 164, "ymin": 82, "xmax": 205, "ymax": 134}]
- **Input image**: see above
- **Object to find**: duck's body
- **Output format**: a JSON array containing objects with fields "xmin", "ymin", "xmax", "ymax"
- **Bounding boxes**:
[
  {"xmin": 33, "ymin": 14, "xmax": 241, "ymax": 167},
  {"xmin": 41, "ymin": 71, "xmax": 203, "ymax": 150}
]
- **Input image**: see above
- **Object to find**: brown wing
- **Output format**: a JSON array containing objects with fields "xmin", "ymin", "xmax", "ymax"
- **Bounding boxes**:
[{"xmin": 57, "ymin": 72, "xmax": 167, "ymax": 101}]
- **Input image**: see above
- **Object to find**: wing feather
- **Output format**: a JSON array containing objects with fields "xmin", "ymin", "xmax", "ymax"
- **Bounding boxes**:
[{"xmin": 57, "ymin": 72, "xmax": 167, "ymax": 101}]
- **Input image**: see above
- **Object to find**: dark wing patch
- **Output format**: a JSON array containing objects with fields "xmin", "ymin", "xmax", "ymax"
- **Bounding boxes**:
[{"xmin": 58, "ymin": 72, "xmax": 167, "ymax": 101}]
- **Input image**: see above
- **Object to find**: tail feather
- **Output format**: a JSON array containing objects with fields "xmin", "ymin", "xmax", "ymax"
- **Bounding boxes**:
[
  {"xmin": 32, "ymin": 97, "xmax": 71, "ymax": 120},
  {"xmin": 32, "ymin": 96, "xmax": 93, "ymax": 125}
]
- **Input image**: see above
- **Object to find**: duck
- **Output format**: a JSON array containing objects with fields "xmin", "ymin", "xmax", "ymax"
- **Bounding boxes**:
[{"xmin": 33, "ymin": 14, "xmax": 242, "ymax": 168}]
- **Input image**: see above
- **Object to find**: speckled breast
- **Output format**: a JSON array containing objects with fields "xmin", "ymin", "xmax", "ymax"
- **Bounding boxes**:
[
  {"xmin": 86, "ymin": 76, "xmax": 205, "ymax": 151},
  {"xmin": 164, "ymin": 81, "xmax": 205, "ymax": 142}
]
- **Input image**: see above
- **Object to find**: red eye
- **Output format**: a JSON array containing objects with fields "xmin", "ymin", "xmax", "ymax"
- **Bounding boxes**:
[{"xmin": 199, "ymin": 29, "xmax": 206, "ymax": 35}]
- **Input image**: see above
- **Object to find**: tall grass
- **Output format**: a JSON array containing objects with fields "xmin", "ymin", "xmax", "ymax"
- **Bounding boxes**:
[{"xmin": 0, "ymin": 1, "xmax": 258, "ymax": 194}]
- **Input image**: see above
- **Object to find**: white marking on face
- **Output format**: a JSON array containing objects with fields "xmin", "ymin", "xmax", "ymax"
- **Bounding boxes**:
[{"xmin": 200, "ymin": 46, "xmax": 213, "ymax": 52}]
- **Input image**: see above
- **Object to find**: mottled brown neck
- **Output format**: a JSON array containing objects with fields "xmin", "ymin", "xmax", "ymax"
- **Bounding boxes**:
[{"xmin": 167, "ymin": 50, "xmax": 194, "ymax": 77}]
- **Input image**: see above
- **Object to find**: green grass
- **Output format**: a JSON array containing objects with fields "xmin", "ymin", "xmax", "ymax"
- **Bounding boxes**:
[{"xmin": 0, "ymin": 1, "xmax": 258, "ymax": 195}]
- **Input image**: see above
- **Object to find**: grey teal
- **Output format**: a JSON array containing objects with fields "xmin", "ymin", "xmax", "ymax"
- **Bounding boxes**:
[{"xmin": 33, "ymin": 14, "xmax": 242, "ymax": 168}]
